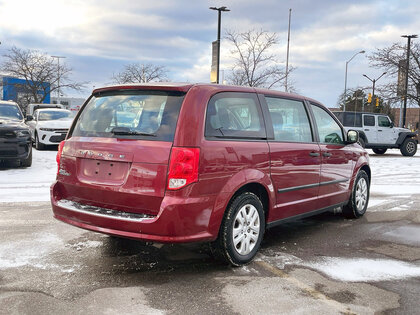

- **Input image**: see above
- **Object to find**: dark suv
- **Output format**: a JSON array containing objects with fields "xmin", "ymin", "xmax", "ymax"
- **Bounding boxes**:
[
  {"xmin": 51, "ymin": 83, "xmax": 370, "ymax": 266},
  {"xmin": 0, "ymin": 101, "xmax": 32, "ymax": 167}
]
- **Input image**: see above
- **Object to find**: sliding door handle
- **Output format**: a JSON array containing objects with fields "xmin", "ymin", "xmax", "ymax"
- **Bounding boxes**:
[
  {"xmin": 323, "ymin": 152, "xmax": 332, "ymax": 157},
  {"xmin": 309, "ymin": 152, "xmax": 320, "ymax": 157}
]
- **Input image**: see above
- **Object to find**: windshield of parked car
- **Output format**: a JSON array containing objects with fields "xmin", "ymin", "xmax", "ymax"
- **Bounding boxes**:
[
  {"xmin": 0, "ymin": 104, "xmax": 23, "ymax": 120},
  {"xmin": 71, "ymin": 90, "xmax": 185, "ymax": 141},
  {"xmin": 38, "ymin": 110, "xmax": 73, "ymax": 121}
]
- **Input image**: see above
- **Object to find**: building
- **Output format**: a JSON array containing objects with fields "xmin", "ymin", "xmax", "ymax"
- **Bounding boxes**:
[
  {"xmin": 51, "ymin": 96, "xmax": 86, "ymax": 112},
  {"xmin": 0, "ymin": 75, "xmax": 51, "ymax": 104},
  {"xmin": 391, "ymin": 107, "xmax": 420, "ymax": 132}
]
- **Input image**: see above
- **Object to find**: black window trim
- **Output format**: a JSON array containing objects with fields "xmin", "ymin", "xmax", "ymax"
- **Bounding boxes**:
[{"xmin": 204, "ymin": 91, "xmax": 268, "ymax": 141}]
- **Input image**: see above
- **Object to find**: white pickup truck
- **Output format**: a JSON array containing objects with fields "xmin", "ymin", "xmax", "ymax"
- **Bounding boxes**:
[{"xmin": 333, "ymin": 111, "xmax": 418, "ymax": 156}]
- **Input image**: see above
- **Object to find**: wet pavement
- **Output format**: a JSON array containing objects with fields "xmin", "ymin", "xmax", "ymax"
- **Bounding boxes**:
[{"xmin": 0, "ymin": 197, "xmax": 419, "ymax": 314}]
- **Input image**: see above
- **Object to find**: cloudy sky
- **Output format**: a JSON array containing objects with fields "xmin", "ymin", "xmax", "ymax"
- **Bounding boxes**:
[{"xmin": 0, "ymin": 0, "xmax": 419, "ymax": 106}]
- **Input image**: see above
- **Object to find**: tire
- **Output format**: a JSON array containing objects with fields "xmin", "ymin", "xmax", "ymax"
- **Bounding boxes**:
[
  {"xmin": 212, "ymin": 192, "xmax": 265, "ymax": 266},
  {"xmin": 372, "ymin": 148, "xmax": 387, "ymax": 155},
  {"xmin": 357, "ymin": 137, "xmax": 366, "ymax": 148},
  {"xmin": 20, "ymin": 147, "xmax": 32, "ymax": 167},
  {"xmin": 400, "ymin": 138, "xmax": 417, "ymax": 156},
  {"xmin": 343, "ymin": 170, "xmax": 369, "ymax": 219},
  {"xmin": 35, "ymin": 133, "xmax": 45, "ymax": 150}
]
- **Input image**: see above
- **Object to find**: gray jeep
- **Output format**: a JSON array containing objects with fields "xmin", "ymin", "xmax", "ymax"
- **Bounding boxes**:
[{"xmin": 333, "ymin": 111, "xmax": 418, "ymax": 156}]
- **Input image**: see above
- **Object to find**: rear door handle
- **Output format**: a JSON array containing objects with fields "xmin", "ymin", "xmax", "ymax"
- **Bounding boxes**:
[
  {"xmin": 309, "ymin": 152, "xmax": 320, "ymax": 157},
  {"xmin": 364, "ymin": 129, "xmax": 370, "ymax": 131},
  {"xmin": 323, "ymin": 152, "xmax": 332, "ymax": 157},
  {"xmin": 378, "ymin": 130, "xmax": 382, "ymax": 132}
]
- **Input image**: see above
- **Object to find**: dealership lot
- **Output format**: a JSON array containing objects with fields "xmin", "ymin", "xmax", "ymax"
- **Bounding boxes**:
[{"xmin": 0, "ymin": 148, "xmax": 419, "ymax": 314}]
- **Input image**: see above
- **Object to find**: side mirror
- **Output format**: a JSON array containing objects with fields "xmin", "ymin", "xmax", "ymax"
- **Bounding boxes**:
[
  {"xmin": 346, "ymin": 130, "xmax": 358, "ymax": 144},
  {"xmin": 390, "ymin": 122, "xmax": 394, "ymax": 128},
  {"xmin": 26, "ymin": 115, "xmax": 33, "ymax": 121}
]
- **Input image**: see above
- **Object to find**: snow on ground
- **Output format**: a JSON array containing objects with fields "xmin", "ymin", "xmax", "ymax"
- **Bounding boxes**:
[
  {"xmin": 303, "ymin": 257, "xmax": 420, "ymax": 282},
  {"xmin": 0, "ymin": 149, "xmax": 57, "ymax": 202}
]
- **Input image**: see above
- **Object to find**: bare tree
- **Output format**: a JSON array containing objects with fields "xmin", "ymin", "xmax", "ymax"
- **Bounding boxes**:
[
  {"xmin": 368, "ymin": 42, "xmax": 420, "ymax": 107},
  {"xmin": 225, "ymin": 29, "xmax": 294, "ymax": 89},
  {"xmin": 1, "ymin": 47, "xmax": 85, "ymax": 109},
  {"xmin": 112, "ymin": 63, "xmax": 169, "ymax": 84}
]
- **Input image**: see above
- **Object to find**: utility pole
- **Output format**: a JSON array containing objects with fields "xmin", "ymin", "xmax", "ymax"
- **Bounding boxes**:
[
  {"xmin": 285, "ymin": 8, "xmax": 292, "ymax": 92},
  {"xmin": 209, "ymin": 6, "xmax": 230, "ymax": 84},
  {"xmin": 401, "ymin": 34, "xmax": 418, "ymax": 127},
  {"xmin": 51, "ymin": 55, "xmax": 66, "ymax": 105}
]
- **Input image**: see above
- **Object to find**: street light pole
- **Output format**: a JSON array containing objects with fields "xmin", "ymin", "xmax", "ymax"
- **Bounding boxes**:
[
  {"xmin": 51, "ymin": 55, "xmax": 66, "ymax": 105},
  {"xmin": 209, "ymin": 6, "xmax": 230, "ymax": 84},
  {"xmin": 363, "ymin": 72, "xmax": 387, "ymax": 106},
  {"xmin": 344, "ymin": 50, "xmax": 365, "ymax": 111},
  {"xmin": 401, "ymin": 34, "xmax": 418, "ymax": 127}
]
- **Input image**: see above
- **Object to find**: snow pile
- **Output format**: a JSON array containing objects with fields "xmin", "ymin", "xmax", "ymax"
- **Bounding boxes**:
[
  {"xmin": 0, "ymin": 150, "xmax": 57, "ymax": 202},
  {"xmin": 303, "ymin": 257, "xmax": 420, "ymax": 282}
]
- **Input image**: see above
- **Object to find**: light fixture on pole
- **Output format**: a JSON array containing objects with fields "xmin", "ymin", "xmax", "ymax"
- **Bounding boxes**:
[
  {"xmin": 344, "ymin": 50, "xmax": 365, "ymax": 111},
  {"xmin": 363, "ymin": 72, "xmax": 387, "ymax": 105},
  {"xmin": 209, "ymin": 6, "xmax": 230, "ymax": 84},
  {"xmin": 401, "ymin": 34, "xmax": 417, "ymax": 127},
  {"xmin": 51, "ymin": 55, "xmax": 66, "ymax": 105}
]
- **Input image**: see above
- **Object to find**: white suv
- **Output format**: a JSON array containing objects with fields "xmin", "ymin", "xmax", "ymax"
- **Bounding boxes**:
[
  {"xmin": 26, "ymin": 109, "xmax": 74, "ymax": 150},
  {"xmin": 333, "ymin": 111, "xmax": 418, "ymax": 156}
]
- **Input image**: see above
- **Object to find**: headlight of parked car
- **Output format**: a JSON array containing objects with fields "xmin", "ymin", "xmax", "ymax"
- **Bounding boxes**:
[
  {"xmin": 40, "ymin": 128, "xmax": 56, "ymax": 131},
  {"xmin": 15, "ymin": 130, "xmax": 30, "ymax": 137}
]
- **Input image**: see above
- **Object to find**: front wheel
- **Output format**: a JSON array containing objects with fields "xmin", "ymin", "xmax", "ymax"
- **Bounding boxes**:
[
  {"xmin": 343, "ymin": 170, "xmax": 369, "ymax": 219},
  {"xmin": 35, "ymin": 133, "xmax": 45, "ymax": 150},
  {"xmin": 20, "ymin": 147, "xmax": 32, "ymax": 167},
  {"xmin": 400, "ymin": 138, "xmax": 417, "ymax": 156},
  {"xmin": 212, "ymin": 192, "xmax": 265, "ymax": 266},
  {"xmin": 372, "ymin": 148, "xmax": 387, "ymax": 155}
]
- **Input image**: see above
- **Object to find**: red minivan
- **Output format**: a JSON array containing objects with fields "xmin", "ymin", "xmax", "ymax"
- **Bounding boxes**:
[{"xmin": 51, "ymin": 83, "xmax": 370, "ymax": 266}]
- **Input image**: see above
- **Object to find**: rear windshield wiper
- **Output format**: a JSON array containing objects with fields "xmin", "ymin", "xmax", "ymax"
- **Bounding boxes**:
[{"xmin": 111, "ymin": 127, "xmax": 156, "ymax": 136}]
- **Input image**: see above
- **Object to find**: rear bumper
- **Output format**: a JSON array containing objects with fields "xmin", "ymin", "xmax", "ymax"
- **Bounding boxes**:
[
  {"xmin": 0, "ymin": 137, "xmax": 31, "ymax": 160},
  {"xmin": 50, "ymin": 181, "xmax": 217, "ymax": 243}
]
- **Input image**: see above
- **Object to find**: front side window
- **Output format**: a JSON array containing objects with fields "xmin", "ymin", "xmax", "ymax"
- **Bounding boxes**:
[
  {"xmin": 378, "ymin": 116, "xmax": 391, "ymax": 127},
  {"xmin": 205, "ymin": 92, "xmax": 265, "ymax": 139},
  {"xmin": 265, "ymin": 97, "xmax": 312, "ymax": 142},
  {"xmin": 363, "ymin": 115, "xmax": 375, "ymax": 127},
  {"xmin": 71, "ymin": 90, "xmax": 185, "ymax": 142},
  {"xmin": 311, "ymin": 104, "xmax": 344, "ymax": 144}
]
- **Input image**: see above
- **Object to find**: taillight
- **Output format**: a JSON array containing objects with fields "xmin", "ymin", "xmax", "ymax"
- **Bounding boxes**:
[
  {"xmin": 167, "ymin": 147, "xmax": 200, "ymax": 190},
  {"xmin": 56, "ymin": 140, "xmax": 65, "ymax": 174}
]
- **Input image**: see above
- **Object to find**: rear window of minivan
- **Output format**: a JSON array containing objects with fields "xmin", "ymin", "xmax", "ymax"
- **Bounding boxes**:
[{"xmin": 71, "ymin": 90, "xmax": 185, "ymax": 142}]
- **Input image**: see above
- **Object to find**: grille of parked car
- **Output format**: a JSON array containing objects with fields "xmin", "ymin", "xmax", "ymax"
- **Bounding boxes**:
[{"xmin": 0, "ymin": 130, "xmax": 17, "ymax": 138}]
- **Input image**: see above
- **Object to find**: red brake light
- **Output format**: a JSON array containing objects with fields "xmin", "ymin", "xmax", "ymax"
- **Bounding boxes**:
[
  {"xmin": 56, "ymin": 140, "xmax": 65, "ymax": 174},
  {"xmin": 167, "ymin": 147, "xmax": 200, "ymax": 190}
]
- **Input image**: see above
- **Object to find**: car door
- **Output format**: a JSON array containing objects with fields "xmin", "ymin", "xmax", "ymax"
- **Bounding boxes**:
[
  {"xmin": 362, "ymin": 114, "xmax": 377, "ymax": 143},
  {"xmin": 261, "ymin": 95, "xmax": 321, "ymax": 221},
  {"xmin": 310, "ymin": 103, "xmax": 354, "ymax": 208},
  {"xmin": 377, "ymin": 115, "xmax": 398, "ymax": 144}
]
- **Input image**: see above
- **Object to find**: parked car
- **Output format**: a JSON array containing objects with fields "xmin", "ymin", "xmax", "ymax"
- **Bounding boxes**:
[
  {"xmin": 0, "ymin": 100, "xmax": 32, "ymax": 167},
  {"xmin": 51, "ymin": 83, "xmax": 370, "ymax": 266},
  {"xmin": 26, "ymin": 108, "xmax": 74, "ymax": 150},
  {"xmin": 26, "ymin": 103, "xmax": 65, "ymax": 117},
  {"xmin": 333, "ymin": 111, "xmax": 418, "ymax": 156}
]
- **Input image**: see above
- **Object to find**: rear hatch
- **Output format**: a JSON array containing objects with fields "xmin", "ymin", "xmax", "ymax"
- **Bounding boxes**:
[{"xmin": 56, "ymin": 88, "xmax": 186, "ymax": 216}]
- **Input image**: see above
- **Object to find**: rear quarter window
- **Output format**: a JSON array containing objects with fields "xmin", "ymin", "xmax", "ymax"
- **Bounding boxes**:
[{"xmin": 71, "ymin": 90, "xmax": 185, "ymax": 142}]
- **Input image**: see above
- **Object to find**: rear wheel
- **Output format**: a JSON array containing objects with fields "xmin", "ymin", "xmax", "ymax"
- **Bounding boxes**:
[
  {"xmin": 212, "ymin": 192, "xmax": 265, "ymax": 266},
  {"xmin": 372, "ymin": 148, "xmax": 387, "ymax": 155},
  {"xmin": 343, "ymin": 170, "xmax": 369, "ymax": 219},
  {"xmin": 400, "ymin": 138, "xmax": 417, "ymax": 156}
]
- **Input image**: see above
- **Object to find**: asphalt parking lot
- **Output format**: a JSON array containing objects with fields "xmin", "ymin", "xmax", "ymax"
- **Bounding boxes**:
[{"xmin": 0, "ymin": 149, "xmax": 419, "ymax": 314}]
